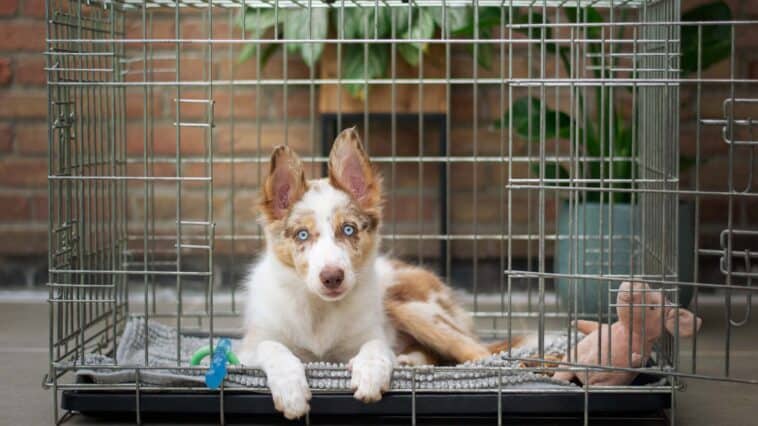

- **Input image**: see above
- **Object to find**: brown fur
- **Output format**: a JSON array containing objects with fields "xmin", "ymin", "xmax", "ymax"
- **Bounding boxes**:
[
  {"xmin": 259, "ymin": 130, "xmax": 383, "ymax": 290},
  {"xmin": 333, "ymin": 208, "xmax": 379, "ymax": 270},
  {"xmin": 326, "ymin": 128, "xmax": 383, "ymax": 271},
  {"xmin": 271, "ymin": 212, "xmax": 318, "ymax": 274},
  {"xmin": 384, "ymin": 263, "xmax": 491, "ymax": 364},
  {"xmin": 260, "ymin": 145, "xmax": 308, "ymax": 222},
  {"xmin": 328, "ymin": 127, "xmax": 383, "ymax": 212},
  {"xmin": 258, "ymin": 130, "xmax": 515, "ymax": 368},
  {"xmin": 387, "ymin": 301, "xmax": 490, "ymax": 363},
  {"xmin": 384, "ymin": 261, "xmax": 527, "ymax": 365},
  {"xmin": 384, "ymin": 266, "xmax": 443, "ymax": 304}
]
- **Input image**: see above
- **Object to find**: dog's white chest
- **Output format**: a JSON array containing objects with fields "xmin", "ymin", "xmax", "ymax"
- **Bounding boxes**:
[{"xmin": 244, "ymin": 255, "xmax": 389, "ymax": 363}]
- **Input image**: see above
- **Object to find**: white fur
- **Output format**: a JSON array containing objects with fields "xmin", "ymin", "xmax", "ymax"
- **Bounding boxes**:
[
  {"xmin": 239, "ymin": 179, "xmax": 396, "ymax": 419},
  {"xmin": 293, "ymin": 180, "xmax": 357, "ymax": 301}
]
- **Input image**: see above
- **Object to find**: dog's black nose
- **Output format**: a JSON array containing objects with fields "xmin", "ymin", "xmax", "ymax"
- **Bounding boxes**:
[{"xmin": 319, "ymin": 266, "xmax": 344, "ymax": 289}]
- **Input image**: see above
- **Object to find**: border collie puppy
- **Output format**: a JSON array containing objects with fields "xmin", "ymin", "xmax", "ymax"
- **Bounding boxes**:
[{"xmin": 239, "ymin": 128, "xmax": 497, "ymax": 419}]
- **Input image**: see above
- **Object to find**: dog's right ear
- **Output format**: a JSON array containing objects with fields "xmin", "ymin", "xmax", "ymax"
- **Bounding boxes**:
[{"xmin": 260, "ymin": 145, "xmax": 306, "ymax": 221}]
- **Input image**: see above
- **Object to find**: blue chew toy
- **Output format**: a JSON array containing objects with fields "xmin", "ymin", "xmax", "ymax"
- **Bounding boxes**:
[{"xmin": 189, "ymin": 338, "xmax": 240, "ymax": 389}]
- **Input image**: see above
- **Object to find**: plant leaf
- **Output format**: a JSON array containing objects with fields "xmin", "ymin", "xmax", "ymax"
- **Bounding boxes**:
[
  {"xmin": 339, "ymin": 7, "xmax": 393, "ymax": 39},
  {"xmin": 237, "ymin": 43, "xmax": 256, "ymax": 63},
  {"xmin": 337, "ymin": 8, "xmax": 366, "ymax": 39},
  {"xmin": 429, "ymin": 6, "xmax": 471, "ymax": 34},
  {"xmin": 681, "ymin": 1, "xmax": 731, "ymax": 75},
  {"xmin": 470, "ymin": 26, "xmax": 493, "ymax": 69},
  {"xmin": 463, "ymin": 23, "xmax": 495, "ymax": 69},
  {"xmin": 283, "ymin": 8, "xmax": 328, "ymax": 67},
  {"xmin": 513, "ymin": 11, "xmax": 572, "ymax": 57},
  {"xmin": 394, "ymin": 6, "xmax": 412, "ymax": 37},
  {"xmin": 342, "ymin": 44, "xmax": 389, "ymax": 100},
  {"xmin": 397, "ymin": 42, "xmax": 421, "ymax": 67},
  {"xmin": 237, "ymin": 42, "xmax": 279, "ymax": 66},
  {"xmin": 239, "ymin": 7, "xmax": 282, "ymax": 33},
  {"xmin": 237, "ymin": 8, "xmax": 283, "ymax": 66},
  {"xmin": 451, "ymin": 6, "xmax": 502, "ymax": 37},
  {"xmin": 397, "ymin": 7, "xmax": 435, "ymax": 67},
  {"xmin": 564, "ymin": 6, "xmax": 603, "ymax": 39},
  {"xmin": 512, "ymin": 11, "xmax": 552, "ymax": 39},
  {"xmin": 610, "ymin": 123, "xmax": 633, "ymax": 182},
  {"xmin": 495, "ymin": 97, "xmax": 572, "ymax": 141},
  {"xmin": 370, "ymin": 7, "xmax": 394, "ymax": 39},
  {"xmin": 477, "ymin": 40, "xmax": 493, "ymax": 69}
]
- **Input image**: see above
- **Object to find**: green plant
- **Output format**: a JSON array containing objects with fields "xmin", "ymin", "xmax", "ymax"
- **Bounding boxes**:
[
  {"xmin": 495, "ymin": 2, "xmax": 732, "ymax": 204},
  {"xmin": 236, "ymin": 6, "xmax": 502, "ymax": 99}
]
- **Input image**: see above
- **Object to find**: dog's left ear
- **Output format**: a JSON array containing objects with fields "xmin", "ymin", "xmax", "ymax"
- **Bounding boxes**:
[{"xmin": 328, "ymin": 127, "xmax": 382, "ymax": 209}]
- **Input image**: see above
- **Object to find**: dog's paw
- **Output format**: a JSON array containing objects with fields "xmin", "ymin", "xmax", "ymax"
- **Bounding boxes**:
[
  {"xmin": 348, "ymin": 354, "xmax": 392, "ymax": 403},
  {"xmin": 267, "ymin": 368, "xmax": 311, "ymax": 419}
]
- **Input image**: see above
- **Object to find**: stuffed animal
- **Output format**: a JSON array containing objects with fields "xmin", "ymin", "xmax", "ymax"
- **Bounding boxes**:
[{"xmin": 553, "ymin": 281, "xmax": 702, "ymax": 386}]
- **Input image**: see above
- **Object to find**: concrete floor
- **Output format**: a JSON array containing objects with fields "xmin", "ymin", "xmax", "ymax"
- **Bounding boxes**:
[{"xmin": 2, "ymin": 296, "xmax": 757, "ymax": 426}]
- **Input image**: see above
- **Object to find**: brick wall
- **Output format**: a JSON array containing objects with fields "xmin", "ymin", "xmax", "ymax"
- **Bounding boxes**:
[
  {"xmin": 1, "ymin": 1, "xmax": 757, "ymax": 286},
  {"xmin": 0, "ymin": 0, "xmax": 47, "ymax": 266}
]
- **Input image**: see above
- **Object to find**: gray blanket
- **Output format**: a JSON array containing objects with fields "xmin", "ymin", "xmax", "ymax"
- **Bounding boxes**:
[{"xmin": 75, "ymin": 317, "xmax": 576, "ymax": 390}]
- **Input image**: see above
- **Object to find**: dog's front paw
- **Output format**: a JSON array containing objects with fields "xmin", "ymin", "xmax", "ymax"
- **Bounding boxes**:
[
  {"xmin": 348, "ymin": 354, "xmax": 392, "ymax": 403},
  {"xmin": 267, "ymin": 368, "xmax": 311, "ymax": 419}
]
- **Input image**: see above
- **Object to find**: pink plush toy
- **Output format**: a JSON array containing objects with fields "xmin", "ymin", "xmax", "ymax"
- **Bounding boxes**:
[{"xmin": 553, "ymin": 281, "xmax": 702, "ymax": 386}]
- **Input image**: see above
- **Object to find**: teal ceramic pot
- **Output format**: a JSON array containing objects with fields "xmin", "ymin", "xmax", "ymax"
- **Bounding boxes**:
[
  {"xmin": 555, "ymin": 201, "xmax": 639, "ymax": 318},
  {"xmin": 555, "ymin": 201, "xmax": 695, "ymax": 317}
]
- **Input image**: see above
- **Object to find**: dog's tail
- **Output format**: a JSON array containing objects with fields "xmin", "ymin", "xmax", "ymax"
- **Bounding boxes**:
[{"xmin": 486, "ymin": 335, "xmax": 526, "ymax": 354}]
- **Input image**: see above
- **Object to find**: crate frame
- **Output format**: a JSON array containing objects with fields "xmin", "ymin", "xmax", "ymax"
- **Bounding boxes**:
[{"xmin": 44, "ymin": 0, "xmax": 758, "ymax": 424}]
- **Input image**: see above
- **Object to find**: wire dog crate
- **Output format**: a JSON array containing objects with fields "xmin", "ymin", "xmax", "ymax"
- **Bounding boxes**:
[{"xmin": 45, "ymin": 0, "xmax": 757, "ymax": 424}]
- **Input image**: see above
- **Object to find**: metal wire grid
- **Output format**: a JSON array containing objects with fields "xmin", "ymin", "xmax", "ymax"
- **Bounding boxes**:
[
  {"xmin": 47, "ymin": 0, "xmax": 129, "ymax": 379},
  {"xmin": 69, "ymin": 0, "xmax": 656, "ymax": 11},
  {"xmin": 45, "ymin": 0, "xmax": 758, "ymax": 424}
]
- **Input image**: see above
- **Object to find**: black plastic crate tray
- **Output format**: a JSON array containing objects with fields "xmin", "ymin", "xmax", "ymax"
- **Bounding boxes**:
[{"xmin": 62, "ymin": 376, "xmax": 671, "ymax": 420}]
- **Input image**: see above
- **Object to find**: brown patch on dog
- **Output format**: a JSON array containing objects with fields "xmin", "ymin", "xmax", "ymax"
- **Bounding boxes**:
[
  {"xmin": 272, "ymin": 238, "xmax": 296, "ymax": 269},
  {"xmin": 385, "ymin": 265, "xmax": 490, "ymax": 364},
  {"xmin": 264, "ymin": 208, "xmax": 318, "ymax": 275},
  {"xmin": 386, "ymin": 301, "xmax": 490, "ymax": 363},
  {"xmin": 433, "ymin": 313, "xmax": 469, "ymax": 336},
  {"xmin": 384, "ymin": 265, "xmax": 444, "ymax": 304},
  {"xmin": 284, "ymin": 211, "xmax": 317, "ymax": 239},
  {"xmin": 270, "ymin": 212, "xmax": 318, "ymax": 275},
  {"xmin": 328, "ymin": 127, "xmax": 383, "ymax": 211},
  {"xmin": 259, "ymin": 145, "xmax": 307, "ymax": 222},
  {"xmin": 323, "ymin": 127, "xmax": 384, "ymax": 271},
  {"xmin": 389, "ymin": 259, "xmax": 409, "ymax": 270},
  {"xmin": 332, "ymin": 206, "xmax": 380, "ymax": 270}
]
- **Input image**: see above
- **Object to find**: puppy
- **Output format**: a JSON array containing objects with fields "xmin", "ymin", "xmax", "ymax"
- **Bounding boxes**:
[{"xmin": 238, "ymin": 128, "xmax": 498, "ymax": 419}]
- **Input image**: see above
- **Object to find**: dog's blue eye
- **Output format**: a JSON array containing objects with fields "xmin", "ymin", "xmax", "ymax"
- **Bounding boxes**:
[
  {"xmin": 342, "ymin": 224, "xmax": 355, "ymax": 236},
  {"xmin": 296, "ymin": 230, "xmax": 309, "ymax": 241}
]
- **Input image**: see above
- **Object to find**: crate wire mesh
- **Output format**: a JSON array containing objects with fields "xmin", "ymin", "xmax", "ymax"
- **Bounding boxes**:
[{"xmin": 45, "ymin": 0, "xmax": 758, "ymax": 423}]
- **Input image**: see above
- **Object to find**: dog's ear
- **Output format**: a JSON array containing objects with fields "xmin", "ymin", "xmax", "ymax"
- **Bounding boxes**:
[
  {"xmin": 328, "ymin": 127, "xmax": 382, "ymax": 209},
  {"xmin": 260, "ymin": 145, "xmax": 307, "ymax": 221}
]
